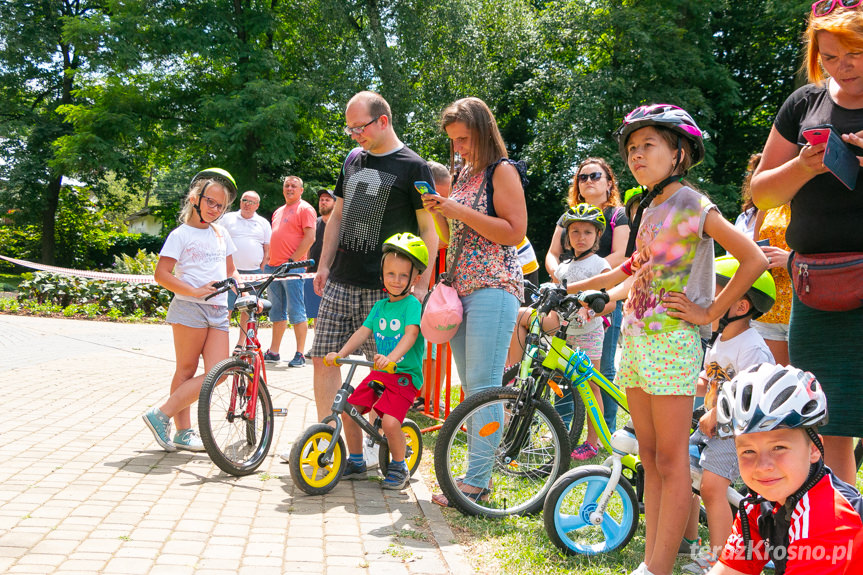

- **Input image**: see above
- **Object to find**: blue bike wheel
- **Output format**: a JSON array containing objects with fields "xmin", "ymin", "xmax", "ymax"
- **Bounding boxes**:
[{"xmin": 543, "ymin": 464, "xmax": 639, "ymax": 555}]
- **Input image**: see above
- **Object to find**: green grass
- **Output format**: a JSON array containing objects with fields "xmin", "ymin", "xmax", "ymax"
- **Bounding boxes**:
[{"xmin": 416, "ymin": 400, "xmax": 863, "ymax": 575}]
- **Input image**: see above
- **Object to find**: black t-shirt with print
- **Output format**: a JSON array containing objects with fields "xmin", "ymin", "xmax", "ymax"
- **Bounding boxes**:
[
  {"xmin": 331, "ymin": 145, "xmax": 432, "ymax": 289},
  {"xmin": 773, "ymin": 83, "xmax": 863, "ymax": 254}
]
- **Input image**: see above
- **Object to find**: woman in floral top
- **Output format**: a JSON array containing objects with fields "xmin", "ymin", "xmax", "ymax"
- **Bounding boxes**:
[{"xmin": 423, "ymin": 97, "xmax": 527, "ymax": 508}]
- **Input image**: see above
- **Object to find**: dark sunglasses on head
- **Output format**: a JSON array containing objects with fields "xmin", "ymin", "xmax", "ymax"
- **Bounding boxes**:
[
  {"xmin": 577, "ymin": 171, "xmax": 605, "ymax": 183},
  {"xmin": 812, "ymin": 0, "xmax": 862, "ymax": 17}
]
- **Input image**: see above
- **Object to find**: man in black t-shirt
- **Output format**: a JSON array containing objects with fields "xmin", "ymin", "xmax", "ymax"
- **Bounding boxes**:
[
  {"xmin": 308, "ymin": 91, "xmax": 438, "ymax": 423},
  {"xmin": 307, "ymin": 188, "xmax": 335, "ymax": 274}
]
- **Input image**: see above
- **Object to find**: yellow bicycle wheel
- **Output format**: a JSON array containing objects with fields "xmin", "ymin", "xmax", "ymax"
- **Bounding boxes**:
[{"xmin": 289, "ymin": 424, "xmax": 346, "ymax": 495}]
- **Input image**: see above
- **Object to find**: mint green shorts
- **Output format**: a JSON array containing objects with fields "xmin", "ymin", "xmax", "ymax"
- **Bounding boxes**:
[{"xmin": 616, "ymin": 330, "xmax": 702, "ymax": 396}]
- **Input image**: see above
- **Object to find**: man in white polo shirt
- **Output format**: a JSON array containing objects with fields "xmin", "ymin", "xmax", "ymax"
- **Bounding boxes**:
[{"xmin": 221, "ymin": 190, "xmax": 272, "ymax": 350}]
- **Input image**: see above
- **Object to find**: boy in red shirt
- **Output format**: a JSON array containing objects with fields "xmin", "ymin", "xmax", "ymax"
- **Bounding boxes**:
[{"xmin": 708, "ymin": 363, "xmax": 863, "ymax": 575}]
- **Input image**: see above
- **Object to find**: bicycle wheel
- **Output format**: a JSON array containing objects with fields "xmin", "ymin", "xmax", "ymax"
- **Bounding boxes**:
[
  {"xmin": 543, "ymin": 465, "xmax": 639, "ymax": 555},
  {"xmin": 378, "ymin": 419, "xmax": 423, "ymax": 477},
  {"xmin": 199, "ymin": 358, "xmax": 274, "ymax": 476},
  {"xmin": 289, "ymin": 424, "xmax": 346, "ymax": 495},
  {"xmin": 434, "ymin": 387, "xmax": 570, "ymax": 517}
]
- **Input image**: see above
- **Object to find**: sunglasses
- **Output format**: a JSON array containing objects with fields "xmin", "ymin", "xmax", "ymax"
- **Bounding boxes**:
[
  {"xmin": 812, "ymin": 0, "xmax": 862, "ymax": 17},
  {"xmin": 577, "ymin": 171, "xmax": 605, "ymax": 183},
  {"xmin": 343, "ymin": 115, "xmax": 382, "ymax": 136},
  {"xmin": 200, "ymin": 195, "xmax": 224, "ymax": 211}
]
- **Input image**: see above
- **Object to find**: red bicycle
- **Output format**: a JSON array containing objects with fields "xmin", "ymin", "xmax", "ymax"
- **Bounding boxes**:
[{"xmin": 198, "ymin": 260, "xmax": 311, "ymax": 476}]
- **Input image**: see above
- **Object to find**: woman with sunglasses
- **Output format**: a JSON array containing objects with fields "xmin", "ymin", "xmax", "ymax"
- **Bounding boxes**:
[
  {"xmin": 143, "ymin": 168, "xmax": 241, "ymax": 453},
  {"xmin": 544, "ymin": 157, "xmax": 630, "ymax": 436},
  {"xmin": 749, "ymin": 0, "xmax": 863, "ymax": 485}
]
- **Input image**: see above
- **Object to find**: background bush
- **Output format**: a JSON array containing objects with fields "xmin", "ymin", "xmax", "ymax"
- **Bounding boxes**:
[{"xmin": 17, "ymin": 271, "xmax": 171, "ymax": 318}]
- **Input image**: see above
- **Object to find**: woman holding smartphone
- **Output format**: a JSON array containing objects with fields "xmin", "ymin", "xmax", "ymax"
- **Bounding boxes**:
[
  {"xmin": 423, "ymin": 97, "xmax": 527, "ymax": 507},
  {"xmin": 750, "ymin": 2, "xmax": 863, "ymax": 484}
]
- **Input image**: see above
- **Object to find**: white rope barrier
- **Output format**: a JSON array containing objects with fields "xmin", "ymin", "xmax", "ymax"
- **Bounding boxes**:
[{"xmin": 0, "ymin": 255, "xmax": 312, "ymax": 284}]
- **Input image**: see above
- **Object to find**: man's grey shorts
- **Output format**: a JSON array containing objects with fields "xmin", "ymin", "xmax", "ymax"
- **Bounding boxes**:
[{"xmin": 166, "ymin": 298, "xmax": 230, "ymax": 332}]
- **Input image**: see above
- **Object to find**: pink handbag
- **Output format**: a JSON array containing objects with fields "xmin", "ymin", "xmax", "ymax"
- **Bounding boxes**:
[{"xmin": 421, "ymin": 280, "xmax": 463, "ymax": 344}]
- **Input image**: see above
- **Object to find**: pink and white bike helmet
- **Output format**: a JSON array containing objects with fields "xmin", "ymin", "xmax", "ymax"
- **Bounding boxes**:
[
  {"xmin": 614, "ymin": 104, "xmax": 705, "ymax": 167},
  {"xmin": 715, "ymin": 363, "xmax": 828, "ymax": 439}
]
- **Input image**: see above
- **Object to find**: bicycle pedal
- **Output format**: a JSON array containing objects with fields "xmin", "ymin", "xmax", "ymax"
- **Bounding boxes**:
[{"xmin": 272, "ymin": 408, "xmax": 288, "ymax": 417}]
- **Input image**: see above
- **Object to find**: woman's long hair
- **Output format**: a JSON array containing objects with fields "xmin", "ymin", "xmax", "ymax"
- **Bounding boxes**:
[{"xmin": 440, "ymin": 97, "xmax": 507, "ymax": 175}]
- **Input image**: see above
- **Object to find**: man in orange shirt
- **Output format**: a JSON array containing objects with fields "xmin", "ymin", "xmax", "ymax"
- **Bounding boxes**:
[{"xmin": 264, "ymin": 175, "xmax": 317, "ymax": 367}]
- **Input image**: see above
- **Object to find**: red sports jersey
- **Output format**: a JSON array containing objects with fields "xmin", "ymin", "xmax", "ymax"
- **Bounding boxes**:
[{"xmin": 720, "ymin": 471, "xmax": 863, "ymax": 574}]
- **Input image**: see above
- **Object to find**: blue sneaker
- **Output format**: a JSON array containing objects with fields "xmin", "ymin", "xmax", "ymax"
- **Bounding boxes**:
[
  {"xmin": 288, "ymin": 352, "xmax": 305, "ymax": 368},
  {"xmin": 382, "ymin": 464, "xmax": 409, "ymax": 490},
  {"xmin": 263, "ymin": 350, "xmax": 280, "ymax": 363},
  {"xmin": 143, "ymin": 407, "xmax": 176, "ymax": 452},
  {"xmin": 342, "ymin": 459, "xmax": 367, "ymax": 480},
  {"xmin": 173, "ymin": 428, "xmax": 205, "ymax": 452}
]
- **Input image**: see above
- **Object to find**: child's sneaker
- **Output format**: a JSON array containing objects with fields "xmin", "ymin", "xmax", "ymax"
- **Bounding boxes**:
[
  {"xmin": 382, "ymin": 464, "xmax": 409, "ymax": 490},
  {"xmin": 678, "ymin": 536, "xmax": 702, "ymax": 556},
  {"xmin": 173, "ymin": 428, "xmax": 205, "ymax": 452},
  {"xmin": 287, "ymin": 352, "xmax": 306, "ymax": 367},
  {"xmin": 142, "ymin": 407, "xmax": 176, "ymax": 452},
  {"xmin": 571, "ymin": 442, "xmax": 599, "ymax": 460},
  {"xmin": 681, "ymin": 552, "xmax": 717, "ymax": 574},
  {"xmin": 342, "ymin": 459, "xmax": 367, "ymax": 480}
]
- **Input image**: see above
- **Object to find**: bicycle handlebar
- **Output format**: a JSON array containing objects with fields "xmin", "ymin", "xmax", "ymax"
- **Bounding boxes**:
[
  {"xmin": 327, "ymin": 356, "xmax": 397, "ymax": 374},
  {"xmin": 203, "ymin": 259, "xmax": 316, "ymax": 301}
]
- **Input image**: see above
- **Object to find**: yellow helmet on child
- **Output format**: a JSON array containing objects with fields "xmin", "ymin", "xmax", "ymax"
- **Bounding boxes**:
[
  {"xmin": 715, "ymin": 255, "xmax": 776, "ymax": 318},
  {"xmin": 382, "ymin": 233, "xmax": 428, "ymax": 273}
]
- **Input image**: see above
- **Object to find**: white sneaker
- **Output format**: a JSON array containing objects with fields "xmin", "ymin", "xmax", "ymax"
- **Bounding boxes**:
[
  {"xmin": 628, "ymin": 563, "xmax": 658, "ymax": 575},
  {"xmin": 364, "ymin": 440, "xmax": 379, "ymax": 471},
  {"xmin": 173, "ymin": 428, "xmax": 205, "ymax": 452}
]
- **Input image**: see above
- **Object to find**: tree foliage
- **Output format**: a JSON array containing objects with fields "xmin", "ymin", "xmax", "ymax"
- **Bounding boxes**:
[{"xmin": 1, "ymin": 0, "xmax": 814, "ymax": 271}]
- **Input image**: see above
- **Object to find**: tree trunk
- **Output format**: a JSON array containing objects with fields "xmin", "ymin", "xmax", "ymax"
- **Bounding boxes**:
[{"xmin": 41, "ymin": 174, "xmax": 62, "ymax": 264}]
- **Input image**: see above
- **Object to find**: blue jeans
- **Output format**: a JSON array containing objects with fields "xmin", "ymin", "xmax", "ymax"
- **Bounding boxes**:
[
  {"xmin": 449, "ymin": 288, "xmax": 518, "ymax": 490},
  {"xmin": 599, "ymin": 301, "xmax": 623, "ymax": 433},
  {"xmin": 264, "ymin": 264, "xmax": 307, "ymax": 324}
]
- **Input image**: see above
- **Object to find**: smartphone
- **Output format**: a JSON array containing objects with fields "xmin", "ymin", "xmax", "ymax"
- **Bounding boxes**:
[
  {"xmin": 414, "ymin": 181, "xmax": 439, "ymax": 196},
  {"xmin": 755, "ymin": 239, "xmax": 770, "ymax": 247},
  {"xmin": 802, "ymin": 124, "xmax": 859, "ymax": 190}
]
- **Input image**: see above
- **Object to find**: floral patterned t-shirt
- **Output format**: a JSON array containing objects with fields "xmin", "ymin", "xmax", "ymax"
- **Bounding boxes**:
[
  {"xmin": 447, "ymin": 169, "xmax": 523, "ymax": 301},
  {"xmin": 623, "ymin": 186, "xmax": 717, "ymax": 339}
]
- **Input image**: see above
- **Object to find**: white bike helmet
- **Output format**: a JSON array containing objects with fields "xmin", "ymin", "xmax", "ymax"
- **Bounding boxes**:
[{"xmin": 715, "ymin": 363, "xmax": 828, "ymax": 439}]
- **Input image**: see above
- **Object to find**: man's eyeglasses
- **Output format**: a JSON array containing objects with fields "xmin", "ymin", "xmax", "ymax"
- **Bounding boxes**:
[
  {"xmin": 240, "ymin": 198, "xmax": 258, "ymax": 204},
  {"xmin": 343, "ymin": 115, "xmax": 381, "ymax": 136},
  {"xmin": 812, "ymin": 0, "xmax": 862, "ymax": 18},
  {"xmin": 577, "ymin": 171, "xmax": 605, "ymax": 183},
  {"xmin": 200, "ymin": 195, "xmax": 224, "ymax": 211}
]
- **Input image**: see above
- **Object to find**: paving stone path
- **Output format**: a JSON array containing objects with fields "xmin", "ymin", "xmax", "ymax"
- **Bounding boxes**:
[{"xmin": 0, "ymin": 315, "xmax": 471, "ymax": 575}]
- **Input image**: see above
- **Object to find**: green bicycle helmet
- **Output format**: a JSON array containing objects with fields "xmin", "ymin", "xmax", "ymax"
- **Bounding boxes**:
[
  {"xmin": 190, "ymin": 168, "xmax": 238, "ymax": 197},
  {"xmin": 715, "ymin": 255, "xmax": 776, "ymax": 318},
  {"xmin": 382, "ymin": 232, "xmax": 429, "ymax": 273},
  {"xmin": 623, "ymin": 186, "xmax": 645, "ymax": 212},
  {"xmin": 560, "ymin": 203, "xmax": 607, "ymax": 235}
]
